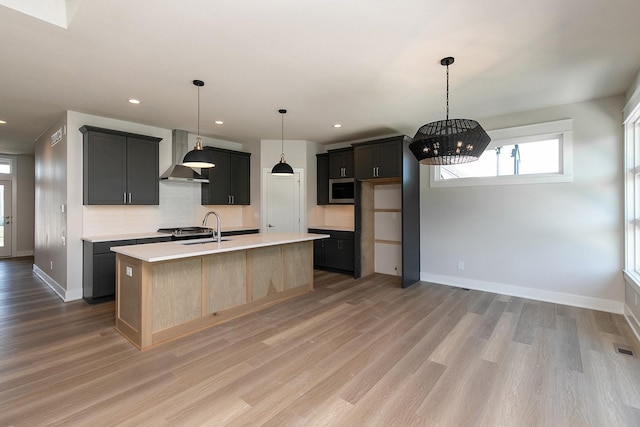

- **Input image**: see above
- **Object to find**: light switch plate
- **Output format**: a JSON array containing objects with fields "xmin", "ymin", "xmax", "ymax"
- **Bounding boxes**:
[{"xmin": 126, "ymin": 266, "xmax": 133, "ymax": 277}]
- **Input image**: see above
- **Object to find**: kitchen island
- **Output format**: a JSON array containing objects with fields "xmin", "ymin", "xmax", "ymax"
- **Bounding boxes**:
[{"xmin": 111, "ymin": 232, "xmax": 328, "ymax": 349}]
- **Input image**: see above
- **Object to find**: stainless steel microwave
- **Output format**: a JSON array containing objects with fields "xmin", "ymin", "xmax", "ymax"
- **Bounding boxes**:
[{"xmin": 329, "ymin": 178, "xmax": 355, "ymax": 204}]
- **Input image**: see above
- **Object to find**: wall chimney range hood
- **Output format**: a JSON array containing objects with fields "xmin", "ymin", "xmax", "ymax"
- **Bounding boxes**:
[{"xmin": 160, "ymin": 129, "xmax": 209, "ymax": 183}]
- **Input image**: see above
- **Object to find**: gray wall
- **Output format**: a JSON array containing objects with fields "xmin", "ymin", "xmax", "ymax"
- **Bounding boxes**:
[
  {"xmin": 16, "ymin": 155, "xmax": 35, "ymax": 256},
  {"xmin": 34, "ymin": 114, "xmax": 68, "ymax": 294},
  {"xmin": 420, "ymin": 95, "xmax": 624, "ymax": 312}
]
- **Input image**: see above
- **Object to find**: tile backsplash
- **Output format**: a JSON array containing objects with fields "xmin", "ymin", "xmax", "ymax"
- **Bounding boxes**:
[{"xmin": 83, "ymin": 183, "xmax": 248, "ymax": 236}]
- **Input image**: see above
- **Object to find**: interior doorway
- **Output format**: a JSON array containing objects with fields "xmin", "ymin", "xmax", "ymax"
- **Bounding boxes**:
[
  {"xmin": 262, "ymin": 168, "xmax": 305, "ymax": 234},
  {"xmin": 0, "ymin": 180, "xmax": 12, "ymax": 257}
]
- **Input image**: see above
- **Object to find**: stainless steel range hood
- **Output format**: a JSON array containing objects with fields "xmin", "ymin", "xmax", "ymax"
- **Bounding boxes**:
[{"xmin": 160, "ymin": 129, "xmax": 209, "ymax": 183}]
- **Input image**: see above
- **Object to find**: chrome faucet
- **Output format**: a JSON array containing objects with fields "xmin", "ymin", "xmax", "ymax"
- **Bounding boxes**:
[{"xmin": 202, "ymin": 211, "xmax": 222, "ymax": 243}]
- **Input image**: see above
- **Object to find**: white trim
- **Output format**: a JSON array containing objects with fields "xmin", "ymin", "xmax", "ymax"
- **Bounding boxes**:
[
  {"xmin": 487, "ymin": 119, "xmax": 573, "ymax": 140},
  {"xmin": 429, "ymin": 173, "xmax": 573, "ymax": 188},
  {"xmin": 420, "ymin": 272, "xmax": 624, "ymax": 314},
  {"xmin": 15, "ymin": 250, "xmax": 34, "ymax": 257},
  {"xmin": 430, "ymin": 119, "xmax": 573, "ymax": 188},
  {"xmin": 623, "ymin": 304, "xmax": 640, "ymax": 345},
  {"xmin": 624, "ymin": 82, "xmax": 640, "ymax": 121},
  {"xmin": 33, "ymin": 264, "xmax": 83, "ymax": 302},
  {"xmin": 624, "ymin": 269, "xmax": 640, "ymax": 291}
]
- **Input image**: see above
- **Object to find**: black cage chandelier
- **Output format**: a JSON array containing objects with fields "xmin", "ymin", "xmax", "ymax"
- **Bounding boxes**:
[{"xmin": 409, "ymin": 57, "xmax": 491, "ymax": 165}]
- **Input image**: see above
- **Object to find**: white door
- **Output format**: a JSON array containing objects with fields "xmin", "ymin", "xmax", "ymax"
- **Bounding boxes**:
[
  {"xmin": 263, "ymin": 169, "xmax": 304, "ymax": 233},
  {"xmin": 0, "ymin": 180, "xmax": 12, "ymax": 257}
]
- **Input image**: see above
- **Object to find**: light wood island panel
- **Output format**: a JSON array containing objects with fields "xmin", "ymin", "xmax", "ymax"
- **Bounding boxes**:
[{"xmin": 115, "ymin": 241, "xmax": 314, "ymax": 349}]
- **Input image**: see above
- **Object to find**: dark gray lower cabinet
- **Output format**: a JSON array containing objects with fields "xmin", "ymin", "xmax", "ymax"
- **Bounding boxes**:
[
  {"xmin": 309, "ymin": 229, "xmax": 354, "ymax": 274},
  {"xmin": 83, "ymin": 230, "xmax": 260, "ymax": 304},
  {"xmin": 83, "ymin": 236, "xmax": 170, "ymax": 304}
]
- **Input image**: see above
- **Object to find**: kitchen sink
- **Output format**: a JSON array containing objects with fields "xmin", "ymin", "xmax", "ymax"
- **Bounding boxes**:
[{"xmin": 180, "ymin": 239, "xmax": 229, "ymax": 245}]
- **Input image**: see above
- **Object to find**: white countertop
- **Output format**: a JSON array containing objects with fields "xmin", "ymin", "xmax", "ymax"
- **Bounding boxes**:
[
  {"xmin": 308, "ymin": 225, "xmax": 354, "ymax": 232},
  {"xmin": 111, "ymin": 232, "xmax": 330, "ymax": 263},
  {"xmin": 82, "ymin": 232, "xmax": 169, "ymax": 243},
  {"xmin": 82, "ymin": 226, "xmax": 261, "ymax": 243}
]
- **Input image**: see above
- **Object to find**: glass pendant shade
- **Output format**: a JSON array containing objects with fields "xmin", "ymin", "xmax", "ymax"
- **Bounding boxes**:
[
  {"xmin": 272, "ymin": 109, "xmax": 294, "ymax": 176},
  {"xmin": 182, "ymin": 80, "xmax": 215, "ymax": 169},
  {"xmin": 409, "ymin": 57, "xmax": 491, "ymax": 165}
]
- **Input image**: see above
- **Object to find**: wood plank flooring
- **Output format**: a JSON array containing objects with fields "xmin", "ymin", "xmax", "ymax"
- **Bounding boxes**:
[{"xmin": 2, "ymin": 257, "xmax": 640, "ymax": 426}]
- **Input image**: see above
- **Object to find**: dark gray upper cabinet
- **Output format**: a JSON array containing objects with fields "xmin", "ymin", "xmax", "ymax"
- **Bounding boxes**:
[
  {"xmin": 316, "ymin": 153, "xmax": 329, "ymax": 205},
  {"xmin": 328, "ymin": 147, "xmax": 354, "ymax": 178},
  {"xmin": 354, "ymin": 136, "xmax": 407, "ymax": 180},
  {"xmin": 81, "ymin": 126, "xmax": 161, "ymax": 205},
  {"xmin": 201, "ymin": 147, "xmax": 251, "ymax": 205}
]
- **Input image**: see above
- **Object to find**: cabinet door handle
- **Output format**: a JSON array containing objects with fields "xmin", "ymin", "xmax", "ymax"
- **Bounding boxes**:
[
  {"xmin": 123, "ymin": 193, "xmax": 127, "ymax": 204},
  {"xmin": 372, "ymin": 166, "xmax": 376, "ymax": 177},
  {"xmin": 128, "ymin": 193, "xmax": 132, "ymax": 204}
]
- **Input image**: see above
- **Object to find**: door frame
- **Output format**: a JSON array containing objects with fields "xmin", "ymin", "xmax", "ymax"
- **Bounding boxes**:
[
  {"xmin": 0, "ymin": 179, "xmax": 12, "ymax": 257},
  {"xmin": 261, "ymin": 168, "xmax": 306, "ymax": 234}
]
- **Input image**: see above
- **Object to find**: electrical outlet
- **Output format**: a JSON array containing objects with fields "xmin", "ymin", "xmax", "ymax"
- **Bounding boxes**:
[
  {"xmin": 457, "ymin": 261, "xmax": 465, "ymax": 270},
  {"xmin": 126, "ymin": 266, "xmax": 133, "ymax": 277}
]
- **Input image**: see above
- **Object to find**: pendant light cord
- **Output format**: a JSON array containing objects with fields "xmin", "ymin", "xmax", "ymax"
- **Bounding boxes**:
[
  {"xmin": 197, "ymin": 85, "xmax": 200, "ymax": 137},
  {"xmin": 445, "ymin": 62, "xmax": 450, "ymax": 121},
  {"xmin": 281, "ymin": 112, "xmax": 284, "ymax": 155}
]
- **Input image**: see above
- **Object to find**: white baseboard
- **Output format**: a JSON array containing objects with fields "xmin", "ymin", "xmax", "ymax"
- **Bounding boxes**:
[
  {"xmin": 32, "ymin": 264, "xmax": 83, "ymax": 302},
  {"xmin": 15, "ymin": 250, "xmax": 34, "ymax": 257},
  {"xmin": 420, "ymin": 272, "xmax": 624, "ymax": 314}
]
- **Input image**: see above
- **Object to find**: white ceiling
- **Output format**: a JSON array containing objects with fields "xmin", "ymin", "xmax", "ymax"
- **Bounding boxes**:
[{"xmin": 1, "ymin": 0, "xmax": 640, "ymax": 155}]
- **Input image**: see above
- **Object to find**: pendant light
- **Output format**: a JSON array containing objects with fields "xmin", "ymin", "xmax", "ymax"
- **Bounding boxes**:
[
  {"xmin": 271, "ymin": 108, "xmax": 294, "ymax": 175},
  {"xmin": 183, "ymin": 79, "xmax": 215, "ymax": 168},
  {"xmin": 409, "ymin": 57, "xmax": 491, "ymax": 165}
]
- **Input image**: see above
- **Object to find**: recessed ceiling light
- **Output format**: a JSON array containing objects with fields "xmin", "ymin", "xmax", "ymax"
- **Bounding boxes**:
[
  {"xmin": 128, "ymin": 99, "xmax": 141, "ymax": 104},
  {"xmin": 333, "ymin": 124, "xmax": 342, "ymax": 128},
  {"xmin": 214, "ymin": 120, "xmax": 223, "ymax": 125},
  {"xmin": 0, "ymin": 120, "xmax": 6, "ymax": 124}
]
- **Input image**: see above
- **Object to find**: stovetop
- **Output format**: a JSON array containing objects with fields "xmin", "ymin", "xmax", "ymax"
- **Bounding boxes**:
[{"xmin": 158, "ymin": 226, "xmax": 213, "ymax": 238}]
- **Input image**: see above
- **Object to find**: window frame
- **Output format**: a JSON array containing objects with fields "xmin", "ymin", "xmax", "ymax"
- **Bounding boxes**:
[
  {"xmin": 0, "ymin": 158, "xmax": 13, "ymax": 176},
  {"xmin": 624, "ymin": 99, "xmax": 640, "ymax": 286},
  {"xmin": 429, "ymin": 119, "xmax": 573, "ymax": 188}
]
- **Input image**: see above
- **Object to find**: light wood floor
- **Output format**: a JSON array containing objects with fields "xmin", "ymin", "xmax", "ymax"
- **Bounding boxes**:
[{"xmin": 2, "ymin": 257, "xmax": 640, "ymax": 426}]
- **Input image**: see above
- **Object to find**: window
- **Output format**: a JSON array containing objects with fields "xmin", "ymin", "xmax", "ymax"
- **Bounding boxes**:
[
  {"xmin": 430, "ymin": 119, "xmax": 573, "ymax": 187},
  {"xmin": 0, "ymin": 158, "xmax": 11, "ymax": 175},
  {"xmin": 624, "ymin": 94, "xmax": 640, "ymax": 285}
]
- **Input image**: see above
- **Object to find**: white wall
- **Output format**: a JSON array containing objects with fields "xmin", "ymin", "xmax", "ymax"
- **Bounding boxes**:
[{"xmin": 419, "ymin": 95, "xmax": 624, "ymax": 312}]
